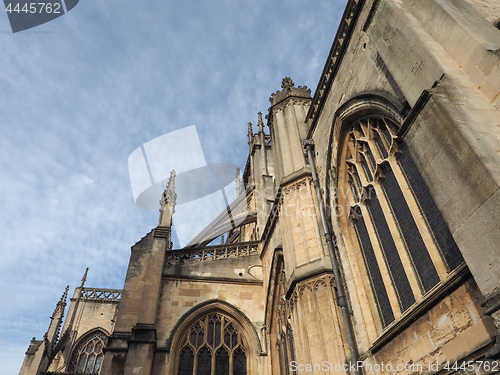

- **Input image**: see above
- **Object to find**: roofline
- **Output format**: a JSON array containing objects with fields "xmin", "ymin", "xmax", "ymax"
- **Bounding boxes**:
[{"xmin": 306, "ymin": 0, "xmax": 367, "ymax": 138}]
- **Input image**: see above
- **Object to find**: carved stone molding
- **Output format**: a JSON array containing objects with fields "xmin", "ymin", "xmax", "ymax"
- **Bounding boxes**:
[
  {"xmin": 165, "ymin": 241, "xmax": 259, "ymax": 266},
  {"xmin": 296, "ymin": 273, "xmax": 335, "ymax": 296},
  {"xmin": 282, "ymin": 177, "xmax": 313, "ymax": 196}
]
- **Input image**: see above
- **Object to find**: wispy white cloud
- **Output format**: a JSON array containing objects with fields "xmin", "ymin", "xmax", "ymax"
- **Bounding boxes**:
[{"xmin": 0, "ymin": 0, "xmax": 346, "ymax": 373}]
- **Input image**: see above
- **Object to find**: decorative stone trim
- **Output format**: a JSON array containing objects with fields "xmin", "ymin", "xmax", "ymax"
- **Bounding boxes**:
[
  {"xmin": 296, "ymin": 274, "xmax": 335, "ymax": 296},
  {"xmin": 306, "ymin": 0, "xmax": 365, "ymax": 136},
  {"xmin": 282, "ymin": 177, "xmax": 313, "ymax": 196},
  {"xmin": 368, "ymin": 263, "xmax": 470, "ymax": 355},
  {"xmin": 166, "ymin": 241, "xmax": 260, "ymax": 266},
  {"xmin": 79, "ymin": 288, "xmax": 122, "ymax": 302},
  {"xmin": 272, "ymin": 98, "xmax": 311, "ymax": 114}
]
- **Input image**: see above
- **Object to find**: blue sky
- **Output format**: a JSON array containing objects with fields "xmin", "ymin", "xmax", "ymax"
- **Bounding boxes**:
[{"xmin": 0, "ymin": 0, "xmax": 346, "ymax": 372}]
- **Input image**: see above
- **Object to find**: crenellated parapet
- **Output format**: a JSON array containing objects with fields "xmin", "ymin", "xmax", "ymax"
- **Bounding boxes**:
[{"xmin": 269, "ymin": 77, "xmax": 311, "ymax": 108}]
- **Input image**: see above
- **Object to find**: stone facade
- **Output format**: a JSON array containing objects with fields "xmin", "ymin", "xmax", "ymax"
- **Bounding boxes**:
[{"xmin": 20, "ymin": 0, "xmax": 500, "ymax": 374}]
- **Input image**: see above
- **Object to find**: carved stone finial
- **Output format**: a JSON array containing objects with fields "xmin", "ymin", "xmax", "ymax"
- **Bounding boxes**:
[
  {"xmin": 235, "ymin": 167, "xmax": 243, "ymax": 196},
  {"xmin": 51, "ymin": 285, "xmax": 69, "ymax": 318},
  {"xmin": 81, "ymin": 268, "xmax": 89, "ymax": 287},
  {"xmin": 161, "ymin": 170, "xmax": 177, "ymax": 213},
  {"xmin": 62, "ymin": 285, "xmax": 69, "ymax": 300},
  {"xmin": 270, "ymin": 78, "xmax": 311, "ymax": 105},
  {"xmin": 257, "ymin": 112, "xmax": 264, "ymax": 133},
  {"xmin": 281, "ymin": 77, "xmax": 295, "ymax": 89},
  {"xmin": 248, "ymin": 122, "xmax": 253, "ymax": 141}
]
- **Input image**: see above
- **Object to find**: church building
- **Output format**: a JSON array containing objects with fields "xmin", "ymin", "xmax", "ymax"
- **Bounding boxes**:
[{"xmin": 19, "ymin": 0, "xmax": 500, "ymax": 374}]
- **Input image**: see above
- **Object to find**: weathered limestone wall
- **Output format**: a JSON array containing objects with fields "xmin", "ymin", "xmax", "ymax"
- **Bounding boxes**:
[
  {"xmin": 464, "ymin": 0, "xmax": 500, "ymax": 28},
  {"xmin": 156, "ymin": 278, "xmax": 264, "ymax": 343},
  {"xmin": 65, "ymin": 295, "xmax": 118, "ymax": 341},
  {"xmin": 279, "ymin": 177, "xmax": 331, "ymax": 289},
  {"xmin": 19, "ymin": 340, "xmax": 44, "ymax": 375},
  {"xmin": 112, "ymin": 231, "xmax": 154, "ymax": 333},
  {"xmin": 371, "ymin": 278, "xmax": 496, "ymax": 374},
  {"xmin": 155, "ymin": 278, "xmax": 266, "ymax": 374}
]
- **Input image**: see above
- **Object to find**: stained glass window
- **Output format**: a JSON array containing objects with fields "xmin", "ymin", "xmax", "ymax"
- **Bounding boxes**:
[
  {"xmin": 68, "ymin": 330, "xmax": 107, "ymax": 374},
  {"xmin": 341, "ymin": 115, "xmax": 463, "ymax": 328},
  {"xmin": 177, "ymin": 313, "xmax": 247, "ymax": 375}
]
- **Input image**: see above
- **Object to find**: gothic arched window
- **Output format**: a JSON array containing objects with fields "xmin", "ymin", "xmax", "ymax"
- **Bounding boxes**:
[
  {"xmin": 68, "ymin": 329, "xmax": 107, "ymax": 374},
  {"xmin": 177, "ymin": 312, "xmax": 247, "ymax": 375},
  {"xmin": 340, "ymin": 115, "xmax": 464, "ymax": 328},
  {"xmin": 268, "ymin": 258, "xmax": 296, "ymax": 375}
]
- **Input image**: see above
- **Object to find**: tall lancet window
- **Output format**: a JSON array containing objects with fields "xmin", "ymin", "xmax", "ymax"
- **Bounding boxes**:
[
  {"xmin": 269, "ymin": 260, "xmax": 296, "ymax": 375},
  {"xmin": 340, "ymin": 115, "xmax": 463, "ymax": 328},
  {"xmin": 68, "ymin": 329, "xmax": 107, "ymax": 374},
  {"xmin": 177, "ymin": 312, "xmax": 247, "ymax": 375}
]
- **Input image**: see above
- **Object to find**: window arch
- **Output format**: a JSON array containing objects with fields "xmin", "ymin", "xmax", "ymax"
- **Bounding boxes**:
[
  {"xmin": 176, "ymin": 312, "xmax": 248, "ymax": 375},
  {"xmin": 339, "ymin": 114, "xmax": 464, "ymax": 328},
  {"xmin": 67, "ymin": 329, "xmax": 108, "ymax": 374}
]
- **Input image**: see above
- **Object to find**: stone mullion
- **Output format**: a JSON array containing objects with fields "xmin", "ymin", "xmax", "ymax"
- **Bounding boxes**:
[
  {"xmin": 365, "ymin": 122, "xmax": 386, "ymax": 167},
  {"xmin": 370, "ymin": 181, "xmax": 423, "ymax": 301},
  {"xmin": 193, "ymin": 350, "xmax": 199, "ymax": 375},
  {"xmin": 343, "ymin": 144, "xmax": 387, "ymax": 339},
  {"xmin": 350, "ymin": 143, "xmax": 370, "ymax": 188},
  {"xmin": 229, "ymin": 354, "xmax": 234, "ymax": 375},
  {"xmin": 358, "ymin": 203, "xmax": 403, "ymax": 318},
  {"xmin": 342, "ymin": 220, "xmax": 382, "ymax": 344},
  {"xmin": 387, "ymin": 158, "xmax": 448, "ymax": 280},
  {"xmin": 351, "ymin": 143, "xmax": 404, "ymax": 317},
  {"xmin": 368, "ymin": 117, "xmax": 390, "ymax": 157},
  {"xmin": 360, "ymin": 122, "xmax": 425, "ymax": 299},
  {"xmin": 363, "ymin": 133, "xmax": 426, "ymax": 308}
]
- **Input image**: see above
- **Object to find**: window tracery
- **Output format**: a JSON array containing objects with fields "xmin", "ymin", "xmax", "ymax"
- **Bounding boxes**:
[
  {"xmin": 177, "ymin": 312, "xmax": 247, "ymax": 375},
  {"xmin": 68, "ymin": 330, "xmax": 107, "ymax": 374},
  {"xmin": 271, "ymin": 268, "xmax": 295, "ymax": 375},
  {"xmin": 341, "ymin": 115, "xmax": 464, "ymax": 328}
]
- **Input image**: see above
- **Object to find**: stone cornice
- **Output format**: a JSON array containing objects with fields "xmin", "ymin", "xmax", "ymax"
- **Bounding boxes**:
[{"xmin": 306, "ymin": 0, "xmax": 366, "ymax": 138}]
